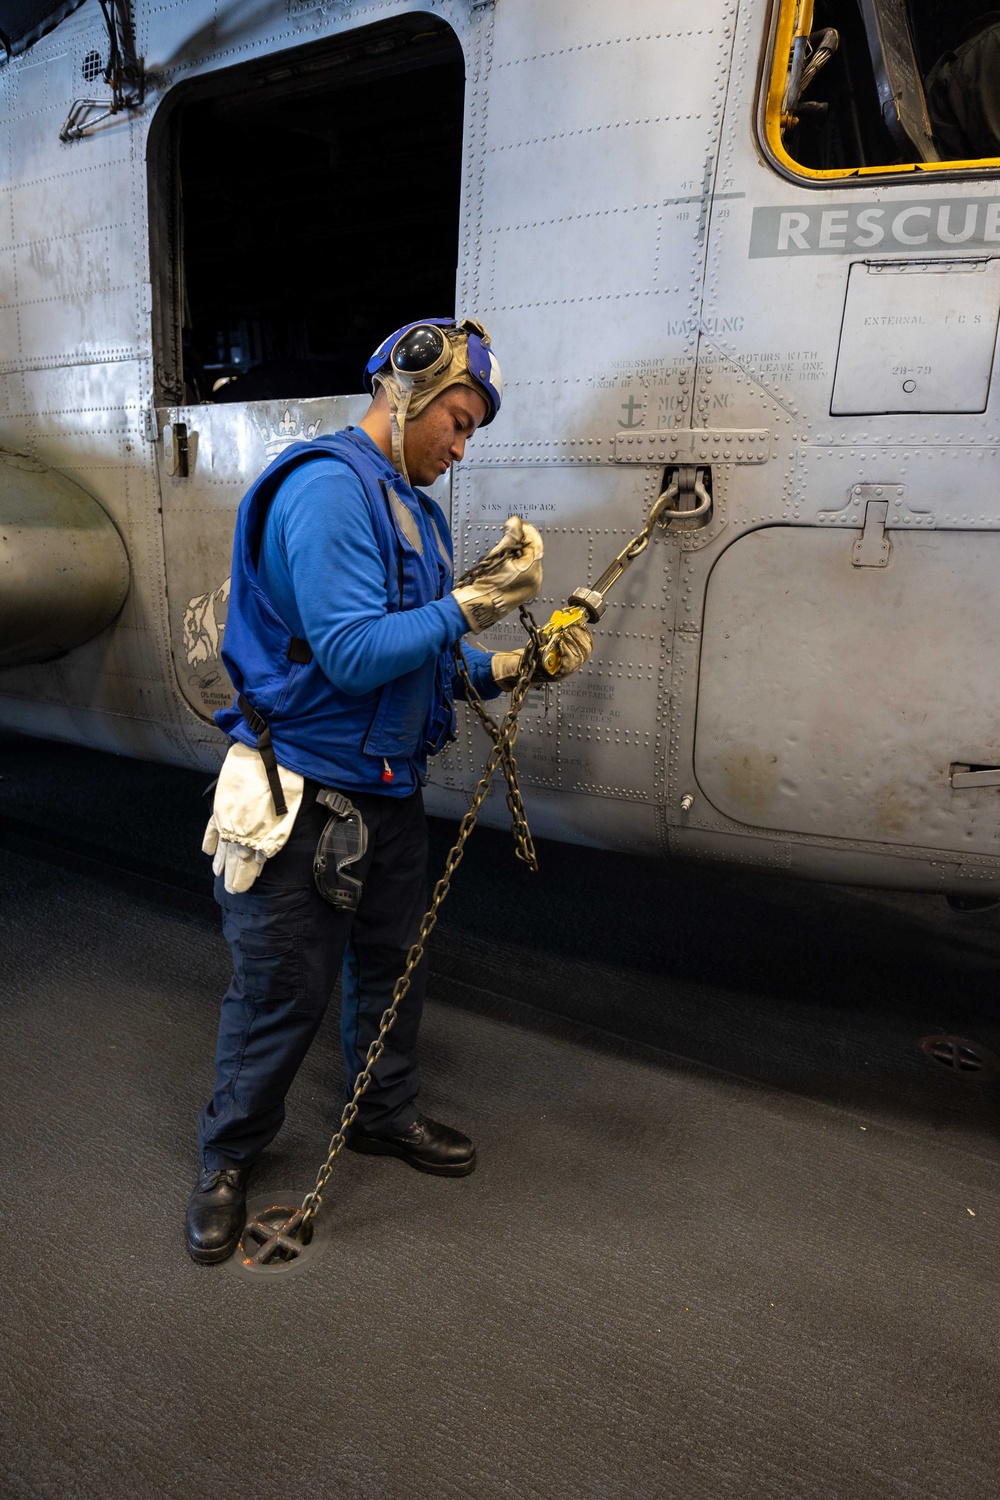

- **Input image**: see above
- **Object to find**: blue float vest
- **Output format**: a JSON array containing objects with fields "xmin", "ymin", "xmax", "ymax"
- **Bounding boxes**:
[{"xmin": 215, "ymin": 431, "xmax": 457, "ymax": 782}]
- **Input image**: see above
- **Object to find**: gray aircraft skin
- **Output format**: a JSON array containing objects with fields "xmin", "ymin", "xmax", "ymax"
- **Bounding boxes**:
[{"xmin": 2, "ymin": 0, "xmax": 1000, "ymax": 897}]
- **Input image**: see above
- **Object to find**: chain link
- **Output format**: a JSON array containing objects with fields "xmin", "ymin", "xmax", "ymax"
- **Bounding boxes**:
[
  {"xmin": 453, "ymin": 610, "xmax": 540, "ymax": 872},
  {"xmin": 296, "ymin": 493, "xmax": 671, "ymax": 1237},
  {"xmin": 299, "ymin": 616, "xmax": 541, "ymax": 1230}
]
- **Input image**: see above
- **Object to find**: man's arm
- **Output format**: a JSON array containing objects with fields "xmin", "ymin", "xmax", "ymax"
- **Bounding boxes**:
[
  {"xmin": 452, "ymin": 640, "xmax": 505, "ymax": 701},
  {"xmin": 273, "ymin": 468, "xmax": 470, "ymax": 696}
]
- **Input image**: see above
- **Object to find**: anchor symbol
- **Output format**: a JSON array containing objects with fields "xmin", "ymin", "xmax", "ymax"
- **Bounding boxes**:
[{"xmin": 618, "ymin": 394, "xmax": 643, "ymax": 429}]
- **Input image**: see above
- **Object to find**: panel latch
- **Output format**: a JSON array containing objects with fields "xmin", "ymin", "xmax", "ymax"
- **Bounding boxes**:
[
  {"xmin": 851, "ymin": 499, "xmax": 891, "ymax": 568},
  {"xmin": 163, "ymin": 421, "xmax": 189, "ymax": 478}
]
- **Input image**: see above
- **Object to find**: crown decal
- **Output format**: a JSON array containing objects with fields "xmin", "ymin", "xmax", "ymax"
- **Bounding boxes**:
[{"xmin": 253, "ymin": 407, "xmax": 323, "ymax": 460}]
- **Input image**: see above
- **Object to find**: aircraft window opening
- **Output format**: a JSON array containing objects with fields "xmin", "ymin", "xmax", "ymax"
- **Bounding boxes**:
[
  {"xmin": 762, "ymin": 0, "xmax": 1000, "ymax": 179},
  {"xmin": 147, "ymin": 17, "xmax": 465, "ymax": 407}
]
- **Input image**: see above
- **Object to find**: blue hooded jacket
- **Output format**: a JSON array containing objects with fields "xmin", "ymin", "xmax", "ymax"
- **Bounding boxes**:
[{"xmin": 216, "ymin": 428, "xmax": 499, "ymax": 795}]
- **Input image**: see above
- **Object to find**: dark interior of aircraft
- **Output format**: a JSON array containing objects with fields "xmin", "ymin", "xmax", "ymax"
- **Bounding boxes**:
[
  {"xmin": 158, "ymin": 16, "xmax": 464, "ymax": 405},
  {"xmin": 0, "ymin": 0, "xmax": 85, "ymax": 57},
  {"xmin": 783, "ymin": 0, "xmax": 1000, "ymax": 170}
]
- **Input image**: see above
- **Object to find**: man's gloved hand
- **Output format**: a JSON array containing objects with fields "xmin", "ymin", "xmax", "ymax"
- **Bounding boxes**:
[
  {"xmin": 202, "ymin": 815, "xmax": 268, "ymax": 894},
  {"xmin": 491, "ymin": 620, "xmax": 593, "ymax": 690},
  {"xmin": 452, "ymin": 515, "xmax": 543, "ymax": 632}
]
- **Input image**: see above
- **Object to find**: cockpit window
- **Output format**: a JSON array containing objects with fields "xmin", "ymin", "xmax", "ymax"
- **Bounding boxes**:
[
  {"xmin": 762, "ymin": 0, "xmax": 1000, "ymax": 179},
  {"xmin": 148, "ymin": 17, "xmax": 464, "ymax": 405}
]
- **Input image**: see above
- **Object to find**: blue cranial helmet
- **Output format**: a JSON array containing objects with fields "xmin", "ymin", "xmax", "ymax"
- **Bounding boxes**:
[
  {"xmin": 363, "ymin": 318, "xmax": 503, "ymax": 426},
  {"xmin": 362, "ymin": 318, "xmax": 503, "ymax": 484}
]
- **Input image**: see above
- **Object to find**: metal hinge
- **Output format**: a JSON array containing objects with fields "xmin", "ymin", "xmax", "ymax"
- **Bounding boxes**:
[
  {"xmin": 951, "ymin": 764, "xmax": 1000, "ymax": 789},
  {"xmin": 852, "ymin": 499, "xmax": 891, "ymax": 568}
]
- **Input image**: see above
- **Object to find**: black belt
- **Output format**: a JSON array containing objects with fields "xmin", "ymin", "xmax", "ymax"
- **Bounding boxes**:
[{"xmin": 237, "ymin": 636, "xmax": 313, "ymax": 818}]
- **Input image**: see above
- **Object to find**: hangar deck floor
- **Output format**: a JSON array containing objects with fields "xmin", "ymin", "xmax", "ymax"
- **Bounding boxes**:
[{"xmin": 1, "ymin": 740, "xmax": 999, "ymax": 1499}]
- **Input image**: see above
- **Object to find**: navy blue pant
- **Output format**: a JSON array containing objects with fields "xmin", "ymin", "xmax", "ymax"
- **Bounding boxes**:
[{"xmin": 198, "ymin": 784, "xmax": 428, "ymax": 1170}]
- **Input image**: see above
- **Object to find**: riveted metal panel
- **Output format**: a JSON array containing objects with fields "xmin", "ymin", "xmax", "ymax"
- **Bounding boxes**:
[
  {"xmin": 438, "ymin": 459, "xmax": 675, "ymax": 823},
  {"xmin": 831, "ymin": 259, "xmax": 1000, "ymax": 416},
  {"xmin": 695, "ymin": 526, "xmax": 1000, "ymax": 856},
  {"xmin": 467, "ymin": 0, "xmax": 740, "ymax": 449},
  {"xmin": 154, "ymin": 394, "xmax": 373, "ymax": 722},
  {"xmin": 614, "ymin": 429, "xmax": 771, "ymax": 464}
]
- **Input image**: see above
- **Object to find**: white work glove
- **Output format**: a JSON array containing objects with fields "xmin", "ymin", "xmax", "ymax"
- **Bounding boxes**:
[
  {"xmin": 202, "ymin": 742, "xmax": 305, "ymax": 894},
  {"xmin": 491, "ymin": 621, "xmax": 593, "ymax": 690},
  {"xmin": 452, "ymin": 515, "xmax": 544, "ymax": 632},
  {"xmin": 202, "ymin": 817, "xmax": 268, "ymax": 893}
]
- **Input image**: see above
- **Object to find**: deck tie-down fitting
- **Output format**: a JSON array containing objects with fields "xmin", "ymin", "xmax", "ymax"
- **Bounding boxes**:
[
  {"xmin": 237, "ymin": 482, "xmax": 688, "ymax": 1275},
  {"xmin": 241, "ymin": 1206, "xmax": 311, "ymax": 1267}
]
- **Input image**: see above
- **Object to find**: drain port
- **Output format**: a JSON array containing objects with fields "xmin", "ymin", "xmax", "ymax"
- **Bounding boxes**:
[{"xmin": 920, "ymin": 1035, "xmax": 1000, "ymax": 1083}]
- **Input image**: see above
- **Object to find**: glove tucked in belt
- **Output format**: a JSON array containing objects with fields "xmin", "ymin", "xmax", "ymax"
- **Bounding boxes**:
[{"xmin": 202, "ymin": 741, "xmax": 305, "ymax": 894}]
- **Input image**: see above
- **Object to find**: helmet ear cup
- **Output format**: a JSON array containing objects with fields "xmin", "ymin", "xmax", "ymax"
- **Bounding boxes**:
[{"xmin": 391, "ymin": 324, "xmax": 448, "ymax": 378}]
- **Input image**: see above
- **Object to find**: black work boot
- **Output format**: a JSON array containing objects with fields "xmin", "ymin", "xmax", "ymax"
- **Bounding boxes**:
[
  {"xmin": 185, "ymin": 1165, "xmax": 249, "ymax": 1264},
  {"xmin": 347, "ymin": 1115, "xmax": 476, "ymax": 1176}
]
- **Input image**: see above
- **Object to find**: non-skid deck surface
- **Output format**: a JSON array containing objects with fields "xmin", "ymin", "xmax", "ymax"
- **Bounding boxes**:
[{"xmin": 3, "ymin": 818, "xmax": 999, "ymax": 1499}]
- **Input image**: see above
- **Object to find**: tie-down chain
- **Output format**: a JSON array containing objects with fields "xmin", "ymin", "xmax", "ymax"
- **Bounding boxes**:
[{"xmin": 238, "ymin": 474, "xmax": 697, "ymax": 1269}]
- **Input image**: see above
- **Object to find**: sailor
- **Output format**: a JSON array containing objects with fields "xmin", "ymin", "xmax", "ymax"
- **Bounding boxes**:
[{"xmin": 186, "ymin": 318, "xmax": 592, "ymax": 1263}]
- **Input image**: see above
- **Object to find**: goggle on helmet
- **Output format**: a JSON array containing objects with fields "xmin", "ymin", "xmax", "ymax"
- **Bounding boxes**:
[{"xmin": 363, "ymin": 318, "xmax": 503, "ymax": 426}]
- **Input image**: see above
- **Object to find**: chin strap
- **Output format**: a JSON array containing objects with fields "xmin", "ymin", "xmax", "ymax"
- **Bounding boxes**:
[{"xmin": 374, "ymin": 374, "xmax": 411, "ymax": 485}]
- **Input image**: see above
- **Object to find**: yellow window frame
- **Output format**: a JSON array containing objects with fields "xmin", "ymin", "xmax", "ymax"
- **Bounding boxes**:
[{"xmin": 763, "ymin": 0, "xmax": 1000, "ymax": 179}]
